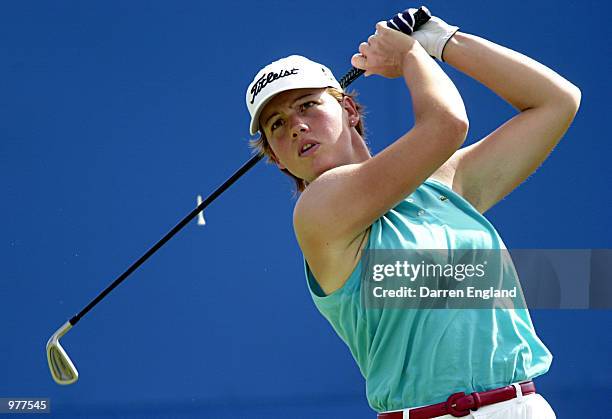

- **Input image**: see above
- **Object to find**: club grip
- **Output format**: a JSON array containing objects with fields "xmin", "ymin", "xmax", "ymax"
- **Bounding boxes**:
[
  {"xmin": 407, "ymin": 6, "xmax": 432, "ymax": 30},
  {"xmin": 339, "ymin": 6, "xmax": 432, "ymax": 88}
]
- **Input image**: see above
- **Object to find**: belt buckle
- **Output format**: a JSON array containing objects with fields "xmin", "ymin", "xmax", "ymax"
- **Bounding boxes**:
[{"xmin": 446, "ymin": 392, "xmax": 471, "ymax": 417}]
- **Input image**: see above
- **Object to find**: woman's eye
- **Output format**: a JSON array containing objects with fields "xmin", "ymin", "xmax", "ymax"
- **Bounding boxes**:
[
  {"xmin": 300, "ymin": 101, "xmax": 316, "ymax": 111},
  {"xmin": 270, "ymin": 119, "xmax": 284, "ymax": 131}
]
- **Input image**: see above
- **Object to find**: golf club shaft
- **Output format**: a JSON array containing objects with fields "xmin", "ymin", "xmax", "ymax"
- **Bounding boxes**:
[
  {"xmin": 70, "ymin": 153, "xmax": 263, "ymax": 325},
  {"xmin": 67, "ymin": 7, "xmax": 431, "ymax": 327}
]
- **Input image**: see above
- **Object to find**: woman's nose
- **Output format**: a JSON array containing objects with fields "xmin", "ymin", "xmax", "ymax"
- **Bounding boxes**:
[{"xmin": 291, "ymin": 122, "xmax": 309, "ymax": 139}]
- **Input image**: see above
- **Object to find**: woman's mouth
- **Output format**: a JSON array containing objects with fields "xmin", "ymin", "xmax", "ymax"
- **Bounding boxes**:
[{"xmin": 299, "ymin": 142, "xmax": 320, "ymax": 157}]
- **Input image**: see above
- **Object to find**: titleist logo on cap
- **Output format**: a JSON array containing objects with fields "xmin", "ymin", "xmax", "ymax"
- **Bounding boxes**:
[{"xmin": 250, "ymin": 68, "xmax": 299, "ymax": 104}]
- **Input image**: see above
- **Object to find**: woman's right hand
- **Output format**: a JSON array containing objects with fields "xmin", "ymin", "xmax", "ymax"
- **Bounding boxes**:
[{"xmin": 351, "ymin": 21, "xmax": 423, "ymax": 79}]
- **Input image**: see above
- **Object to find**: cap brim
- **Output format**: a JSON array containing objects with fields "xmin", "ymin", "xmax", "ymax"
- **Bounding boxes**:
[
  {"xmin": 249, "ymin": 94, "xmax": 276, "ymax": 136},
  {"xmin": 249, "ymin": 82, "xmax": 342, "ymax": 136}
]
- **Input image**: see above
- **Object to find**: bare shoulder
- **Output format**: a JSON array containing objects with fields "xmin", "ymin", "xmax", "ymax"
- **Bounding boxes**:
[
  {"xmin": 429, "ymin": 165, "xmax": 454, "ymax": 189},
  {"xmin": 428, "ymin": 149, "xmax": 460, "ymax": 190},
  {"xmin": 429, "ymin": 148, "xmax": 484, "ymax": 211},
  {"xmin": 292, "ymin": 163, "xmax": 366, "ymax": 250},
  {"xmin": 293, "ymin": 187, "xmax": 370, "ymax": 295}
]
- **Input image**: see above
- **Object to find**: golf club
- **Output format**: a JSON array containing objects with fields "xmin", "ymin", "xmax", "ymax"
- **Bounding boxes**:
[{"xmin": 46, "ymin": 6, "xmax": 431, "ymax": 385}]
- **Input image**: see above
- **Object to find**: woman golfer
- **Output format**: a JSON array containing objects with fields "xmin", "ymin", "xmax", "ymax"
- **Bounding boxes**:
[{"xmin": 245, "ymin": 8, "xmax": 579, "ymax": 419}]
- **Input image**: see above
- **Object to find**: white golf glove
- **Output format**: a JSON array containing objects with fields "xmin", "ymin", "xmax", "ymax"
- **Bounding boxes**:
[{"xmin": 409, "ymin": 8, "xmax": 459, "ymax": 62}]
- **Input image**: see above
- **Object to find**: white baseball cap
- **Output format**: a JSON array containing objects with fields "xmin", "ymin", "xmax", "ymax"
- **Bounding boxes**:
[{"xmin": 246, "ymin": 55, "xmax": 342, "ymax": 135}]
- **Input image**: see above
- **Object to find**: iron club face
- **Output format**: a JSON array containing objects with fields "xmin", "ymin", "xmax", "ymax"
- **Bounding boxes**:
[{"xmin": 46, "ymin": 321, "xmax": 78, "ymax": 385}]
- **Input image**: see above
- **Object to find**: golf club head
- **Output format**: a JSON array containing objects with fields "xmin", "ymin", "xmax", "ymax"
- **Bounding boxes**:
[{"xmin": 46, "ymin": 321, "xmax": 79, "ymax": 385}]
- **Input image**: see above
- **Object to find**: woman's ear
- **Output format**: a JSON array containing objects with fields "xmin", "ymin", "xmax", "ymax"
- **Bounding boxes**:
[{"xmin": 342, "ymin": 95, "xmax": 360, "ymax": 126}]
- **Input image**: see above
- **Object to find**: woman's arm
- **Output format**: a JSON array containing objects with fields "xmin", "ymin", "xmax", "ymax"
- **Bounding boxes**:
[
  {"xmin": 435, "ymin": 32, "xmax": 581, "ymax": 213},
  {"xmin": 294, "ymin": 22, "xmax": 468, "ymax": 256}
]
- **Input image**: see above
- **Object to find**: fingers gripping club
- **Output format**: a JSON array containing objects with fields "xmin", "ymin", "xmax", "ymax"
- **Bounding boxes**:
[{"xmin": 339, "ymin": 6, "xmax": 432, "ymax": 87}]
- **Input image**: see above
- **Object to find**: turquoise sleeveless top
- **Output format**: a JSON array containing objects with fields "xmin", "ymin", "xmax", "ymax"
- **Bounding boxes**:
[{"xmin": 304, "ymin": 178, "xmax": 552, "ymax": 413}]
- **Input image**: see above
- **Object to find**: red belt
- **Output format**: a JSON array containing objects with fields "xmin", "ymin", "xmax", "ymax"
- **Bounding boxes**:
[{"xmin": 378, "ymin": 381, "xmax": 536, "ymax": 419}]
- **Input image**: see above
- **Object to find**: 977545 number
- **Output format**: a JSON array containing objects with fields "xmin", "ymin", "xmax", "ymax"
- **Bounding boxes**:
[{"xmin": 0, "ymin": 398, "xmax": 50, "ymax": 413}]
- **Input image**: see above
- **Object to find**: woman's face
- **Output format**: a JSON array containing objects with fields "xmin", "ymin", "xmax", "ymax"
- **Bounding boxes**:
[{"xmin": 259, "ymin": 88, "xmax": 359, "ymax": 183}]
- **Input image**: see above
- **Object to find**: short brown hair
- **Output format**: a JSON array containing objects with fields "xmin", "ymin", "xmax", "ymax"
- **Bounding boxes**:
[{"xmin": 249, "ymin": 88, "xmax": 368, "ymax": 194}]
